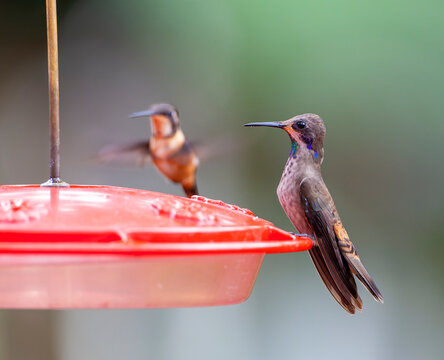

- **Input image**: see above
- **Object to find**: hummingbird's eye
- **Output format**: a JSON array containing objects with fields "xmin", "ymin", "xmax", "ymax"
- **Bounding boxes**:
[{"xmin": 293, "ymin": 120, "xmax": 306, "ymax": 130}]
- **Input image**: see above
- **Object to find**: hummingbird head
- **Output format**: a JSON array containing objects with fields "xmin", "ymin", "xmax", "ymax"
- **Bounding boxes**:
[
  {"xmin": 244, "ymin": 113, "xmax": 326, "ymax": 161},
  {"xmin": 130, "ymin": 103, "xmax": 180, "ymax": 138}
]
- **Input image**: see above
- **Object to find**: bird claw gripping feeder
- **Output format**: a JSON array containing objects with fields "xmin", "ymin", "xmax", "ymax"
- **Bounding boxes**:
[{"xmin": 0, "ymin": 0, "xmax": 312, "ymax": 308}]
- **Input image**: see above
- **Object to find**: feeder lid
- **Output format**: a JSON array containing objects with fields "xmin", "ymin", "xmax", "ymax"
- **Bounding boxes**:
[{"xmin": 0, "ymin": 185, "xmax": 312, "ymax": 255}]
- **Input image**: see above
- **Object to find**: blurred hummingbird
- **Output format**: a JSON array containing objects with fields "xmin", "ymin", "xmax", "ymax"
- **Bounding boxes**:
[
  {"xmin": 244, "ymin": 114, "xmax": 383, "ymax": 313},
  {"xmin": 97, "ymin": 103, "xmax": 199, "ymax": 197}
]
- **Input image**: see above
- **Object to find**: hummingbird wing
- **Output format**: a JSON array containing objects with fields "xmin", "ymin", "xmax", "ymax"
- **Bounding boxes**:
[
  {"xmin": 169, "ymin": 140, "xmax": 199, "ymax": 167},
  {"xmin": 94, "ymin": 141, "xmax": 152, "ymax": 167},
  {"xmin": 95, "ymin": 137, "xmax": 237, "ymax": 168},
  {"xmin": 190, "ymin": 137, "xmax": 246, "ymax": 163},
  {"xmin": 300, "ymin": 177, "xmax": 383, "ymax": 313},
  {"xmin": 300, "ymin": 177, "xmax": 363, "ymax": 313}
]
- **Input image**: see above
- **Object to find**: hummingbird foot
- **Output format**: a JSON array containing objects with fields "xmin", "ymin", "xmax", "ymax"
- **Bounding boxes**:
[{"xmin": 289, "ymin": 232, "xmax": 317, "ymax": 244}]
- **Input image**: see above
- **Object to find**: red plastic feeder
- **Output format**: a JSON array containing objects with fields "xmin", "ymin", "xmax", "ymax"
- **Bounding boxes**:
[
  {"xmin": 0, "ymin": 1, "xmax": 312, "ymax": 308},
  {"xmin": 0, "ymin": 185, "xmax": 312, "ymax": 308}
]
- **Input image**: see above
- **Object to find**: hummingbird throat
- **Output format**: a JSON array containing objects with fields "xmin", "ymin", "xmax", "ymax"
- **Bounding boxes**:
[
  {"xmin": 290, "ymin": 141, "xmax": 299, "ymax": 158},
  {"xmin": 290, "ymin": 137, "xmax": 319, "ymax": 159}
]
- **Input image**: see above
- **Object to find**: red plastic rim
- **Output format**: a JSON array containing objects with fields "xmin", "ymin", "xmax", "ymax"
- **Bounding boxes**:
[{"xmin": 0, "ymin": 185, "xmax": 312, "ymax": 255}]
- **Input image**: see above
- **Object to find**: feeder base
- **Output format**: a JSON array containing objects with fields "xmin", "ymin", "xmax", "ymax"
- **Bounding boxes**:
[{"xmin": 0, "ymin": 253, "xmax": 264, "ymax": 308}]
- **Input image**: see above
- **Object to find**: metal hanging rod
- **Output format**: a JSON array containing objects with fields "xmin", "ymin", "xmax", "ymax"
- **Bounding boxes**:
[{"xmin": 41, "ymin": 0, "xmax": 68, "ymax": 187}]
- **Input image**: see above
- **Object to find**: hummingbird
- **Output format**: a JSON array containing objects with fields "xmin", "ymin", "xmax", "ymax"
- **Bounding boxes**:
[
  {"xmin": 97, "ymin": 103, "xmax": 199, "ymax": 197},
  {"xmin": 244, "ymin": 114, "xmax": 383, "ymax": 313}
]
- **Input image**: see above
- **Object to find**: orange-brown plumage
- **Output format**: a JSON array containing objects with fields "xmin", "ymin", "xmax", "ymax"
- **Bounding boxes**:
[
  {"xmin": 96, "ymin": 103, "xmax": 199, "ymax": 197},
  {"xmin": 149, "ymin": 121, "xmax": 199, "ymax": 197}
]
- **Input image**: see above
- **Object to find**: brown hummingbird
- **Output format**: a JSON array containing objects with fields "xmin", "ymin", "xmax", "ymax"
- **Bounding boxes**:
[
  {"xmin": 244, "ymin": 114, "xmax": 383, "ymax": 313},
  {"xmin": 97, "ymin": 103, "xmax": 199, "ymax": 197}
]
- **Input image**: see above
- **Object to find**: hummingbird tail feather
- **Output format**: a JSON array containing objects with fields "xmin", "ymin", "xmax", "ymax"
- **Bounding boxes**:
[
  {"xmin": 334, "ymin": 224, "xmax": 384, "ymax": 303},
  {"xmin": 344, "ymin": 254, "xmax": 384, "ymax": 303},
  {"xmin": 308, "ymin": 247, "xmax": 362, "ymax": 314}
]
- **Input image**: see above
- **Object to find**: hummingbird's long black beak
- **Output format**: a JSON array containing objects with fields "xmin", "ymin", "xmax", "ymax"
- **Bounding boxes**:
[
  {"xmin": 129, "ymin": 110, "xmax": 156, "ymax": 119},
  {"xmin": 243, "ymin": 122, "xmax": 285, "ymax": 128}
]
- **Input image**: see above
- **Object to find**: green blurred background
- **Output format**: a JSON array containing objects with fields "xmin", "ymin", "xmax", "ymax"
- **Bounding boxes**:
[{"xmin": 0, "ymin": 0, "xmax": 443, "ymax": 359}]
